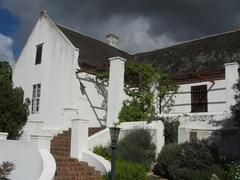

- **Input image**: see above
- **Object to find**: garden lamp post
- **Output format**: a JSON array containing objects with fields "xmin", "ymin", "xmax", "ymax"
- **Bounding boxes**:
[{"xmin": 109, "ymin": 126, "xmax": 121, "ymax": 180}]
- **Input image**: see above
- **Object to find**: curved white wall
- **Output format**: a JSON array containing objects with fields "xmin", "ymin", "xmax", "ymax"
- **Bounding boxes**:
[{"xmin": 0, "ymin": 140, "xmax": 43, "ymax": 180}]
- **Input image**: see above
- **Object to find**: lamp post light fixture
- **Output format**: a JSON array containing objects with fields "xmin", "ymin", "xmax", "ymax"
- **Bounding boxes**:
[{"xmin": 109, "ymin": 126, "xmax": 121, "ymax": 180}]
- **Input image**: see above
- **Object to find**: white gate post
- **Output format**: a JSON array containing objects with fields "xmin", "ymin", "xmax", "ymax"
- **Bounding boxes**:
[
  {"xmin": 70, "ymin": 119, "xmax": 89, "ymax": 159},
  {"xmin": 0, "ymin": 132, "xmax": 8, "ymax": 140},
  {"xmin": 106, "ymin": 56, "xmax": 126, "ymax": 127}
]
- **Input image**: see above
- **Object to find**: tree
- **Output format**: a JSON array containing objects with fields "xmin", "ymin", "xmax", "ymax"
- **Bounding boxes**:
[
  {"xmin": 95, "ymin": 60, "xmax": 178, "ymax": 123},
  {"xmin": 118, "ymin": 61, "xmax": 178, "ymax": 123},
  {"xmin": 0, "ymin": 61, "xmax": 29, "ymax": 139},
  {"xmin": 231, "ymin": 79, "xmax": 240, "ymax": 129}
]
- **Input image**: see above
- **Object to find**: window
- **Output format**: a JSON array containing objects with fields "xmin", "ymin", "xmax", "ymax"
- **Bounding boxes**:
[
  {"xmin": 189, "ymin": 131, "xmax": 198, "ymax": 142},
  {"xmin": 32, "ymin": 84, "xmax": 41, "ymax": 113},
  {"xmin": 191, "ymin": 85, "xmax": 207, "ymax": 112},
  {"xmin": 35, "ymin": 43, "xmax": 43, "ymax": 64}
]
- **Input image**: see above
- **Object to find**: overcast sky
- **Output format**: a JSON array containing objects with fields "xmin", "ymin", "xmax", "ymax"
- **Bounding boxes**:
[{"xmin": 1, "ymin": 0, "xmax": 240, "ymax": 63}]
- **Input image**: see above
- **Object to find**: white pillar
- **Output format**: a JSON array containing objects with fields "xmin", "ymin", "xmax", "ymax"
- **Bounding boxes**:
[
  {"xmin": 70, "ymin": 119, "xmax": 89, "ymax": 159},
  {"xmin": 30, "ymin": 134, "xmax": 53, "ymax": 150},
  {"xmin": 63, "ymin": 108, "xmax": 78, "ymax": 128},
  {"xmin": 224, "ymin": 62, "xmax": 239, "ymax": 114},
  {"xmin": 0, "ymin": 132, "xmax": 8, "ymax": 140},
  {"xmin": 178, "ymin": 127, "xmax": 190, "ymax": 144},
  {"xmin": 106, "ymin": 56, "xmax": 126, "ymax": 127}
]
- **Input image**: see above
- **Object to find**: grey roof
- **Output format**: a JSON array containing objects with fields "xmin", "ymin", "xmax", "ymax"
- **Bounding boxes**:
[
  {"xmin": 57, "ymin": 24, "xmax": 131, "ymax": 68},
  {"xmin": 134, "ymin": 30, "xmax": 240, "ymax": 76},
  {"xmin": 57, "ymin": 23, "xmax": 240, "ymax": 75}
]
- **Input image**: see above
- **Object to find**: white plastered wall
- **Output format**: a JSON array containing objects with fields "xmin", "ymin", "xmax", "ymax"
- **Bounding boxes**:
[
  {"xmin": 13, "ymin": 14, "xmax": 106, "ymax": 130},
  {"xmin": 167, "ymin": 79, "xmax": 226, "ymax": 114},
  {"xmin": 71, "ymin": 73, "xmax": 107, "ymax": 127}
]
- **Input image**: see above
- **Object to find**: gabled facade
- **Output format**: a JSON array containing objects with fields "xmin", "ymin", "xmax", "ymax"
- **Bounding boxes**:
[
  {"xmin": 13, "ymin": 11, "xmax": 240, "ymax": 142},
  {"xmin": 5, "ymin": 10, "xmax": 240, "ymax": 179}
]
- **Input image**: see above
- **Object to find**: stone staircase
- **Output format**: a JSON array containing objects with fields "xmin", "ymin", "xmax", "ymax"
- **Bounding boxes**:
[{"xmin": 50, "ymin": 127, "xmax": 104, "ymax": 180}]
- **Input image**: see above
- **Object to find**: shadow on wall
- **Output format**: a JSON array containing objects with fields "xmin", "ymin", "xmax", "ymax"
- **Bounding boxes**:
[{"xmin": 207, "ymin": 119, "xmax": 240, "ymax": 160}]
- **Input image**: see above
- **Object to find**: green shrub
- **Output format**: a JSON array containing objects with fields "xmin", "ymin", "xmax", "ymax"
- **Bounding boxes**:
[
  {"xmin": 154, "ymin": 140, "xmax": 224, "ymax": 180},
  {"xmin": 0, "ymin": 161, "xmax": 15, "ymax": 180},
  {"xmin": 231, "ymin": 79, "xmax": 240, "ymax": 129},
  {"xmin": 169, "ymin": 140, "xmax": 223, "ymax": 180},
  {"xmin": 161, "ymin": 118, "xmax": 180, "ymax": 144},
  {"xmin": 227, "ymin": 161, "xmax": 240, "ymax": 180},
  {"xmin": 93, "ymin": 145, "xmax": 111, "ymax": 160},
  {"xmin": 118, "ymin": 100, "xmax": 155, "ymax": 123},
  {"xmin": 0, "ymin": 61, "xmax": 29, "ymax": 139},
  {"xmin": 116, "ymin": 160, "xmax": 147, "ymax": 180},
  {"xmin": 153, "ymin": 143, "xmax": 183, "ymax": 177},
  {"xmin": 117, "ymin": 129, "xmax": 156, "ymax": 170},
  {"xmin": 169, "ymin": 164, "xmax": 224, "ymax": 180},
  {"xmin": 175, "ymin": 140, "xmax": 219, "ymax": 170},
  {"xmin": 93, "ymin": 148, "xmax": 147, "ymax": 180}
]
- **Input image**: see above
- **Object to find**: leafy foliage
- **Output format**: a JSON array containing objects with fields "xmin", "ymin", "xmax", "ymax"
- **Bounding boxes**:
[
  {"xmin": 227, "ymin": 161, "xmax": 240, "ymax": 180},
  {"xmin": 174, "ymin": 140, "xmax": 219, "ymax": 170},
  {"xmin": 231, "ymin": 79, "xmax": 240, "ymax": 129},
  {"xmin": 153, "ymin": 143, "xmax": 183, "ymax": 177},
  {"xmin": 117, "ymin": 128, "xmax": 156, "ymax": 170},
  {"xmin": 154, "ymin": 140, "xmax": 224, "ymax": 180},
  {"xmin": 94, "ymin": 60, "xmax": 178, "ymax": 123},
  {"xmin": 93, "ymin": 143, "xmax": 148, "ymax": 180},
  {"xmin": 0, "ymin": 161, "xmax": 15, "ymax": 180},
  {"xmin": 119, "ymin": 61, "xmax": 178, "ymax": 123},
  {"xmin": 169, "ymin": 164, "xmax": 224, "ymax": 180},
  {"xmin": 0, "ymin": 61, "xmax": 29, "ymax": 139},
  {"xmin": 115, "ymin": 160, "xmax": 147, "ymax": 180},
  {"xmin": 93, "ymin": 145, "xmax": 111, "ymax": 160},
  {"xmin": 161, "ymin": 117, "xmax": 180, "ymax": 144},
  {"xmin": 93, "ymin": 129, "xmax": 156, "ymax": 173}
]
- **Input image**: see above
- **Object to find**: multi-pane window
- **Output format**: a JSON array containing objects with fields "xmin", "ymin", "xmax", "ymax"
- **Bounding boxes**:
[
  {"xmin": 191, "ymin": 85, "xmax": 208, "ymax": 112},
  {"xmin": 32, "ymin": 84, "xmax": 41, "ymax": 113},
  {"xmin": 35, "ymin": 43, "xmax": 43, "ymax": 65}
]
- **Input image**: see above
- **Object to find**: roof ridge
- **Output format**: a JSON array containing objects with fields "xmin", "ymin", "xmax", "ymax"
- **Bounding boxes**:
[{"xmin": 135, "ymin": 28, "xmax": 240, "ymax": 56}]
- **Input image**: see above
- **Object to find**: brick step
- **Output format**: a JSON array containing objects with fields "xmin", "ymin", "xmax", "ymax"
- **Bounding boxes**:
[
  {"xmin": 55, "ymin": 134, "xmax": 71, "ymax": 139},
  {"xmin": 51, "ymin": 141, "xmax": 71, "ymax": 146},
  {"xmin": 52, "ymin": 156, "xmax": 79, "ymax": 163},
  {"xmin": 51, "ymin": 128, "xmax": 102, "ymax": 179},
  {"xmin": 57, "ymin": 162, "xmax": 89, "ymax": 168},
  {"xmin": 51, "ymin": 151, "xmax": 70, "ymax": 157},
  {"xmin": 56, "ymin": 175, "xmax": 101, "ymax": 180},
  {"xmin": 88, "ymin": 127, "xmax": 105, "ymax": 136},
  {"xmin": 52, "ymin": 136, "xmax": 71, "ymax": 141},
  {"xmin": 57, "ymin": 170, "xmax": 100, "ymax": 176},
  {"xmin": 50, "ymin": 146, "xmax": 70, "ymax": 152},
  {"xmin": 57, "ymin": 166, "xmax": 90, "ymax": 171}
]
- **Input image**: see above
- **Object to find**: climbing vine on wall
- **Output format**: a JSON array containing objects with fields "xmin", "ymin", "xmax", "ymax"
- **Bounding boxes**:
[
  {"xmin": 95, "ymin": 60, "xmax": 178, "ymax": 123},
  {"xmin": 119, "ymin": 61, "xmax": 178, "ymax": 123}
]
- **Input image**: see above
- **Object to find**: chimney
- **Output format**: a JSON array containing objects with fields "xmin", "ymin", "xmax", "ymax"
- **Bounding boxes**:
[
  {"xmin": 40, "ymin": 10, "xmax": 48, "ymax": 17},
  {"xmin": 105, "ymin": 33, "xmax": 119, "ymax": 48}
]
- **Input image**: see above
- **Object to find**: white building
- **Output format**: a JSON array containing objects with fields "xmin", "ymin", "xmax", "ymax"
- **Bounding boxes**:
[
  {"xmin": 5, "ymin": 10, "xmax": 240, "ymax": 179},
  {"xmin": 13, "ymin": 11, "xmax": 239, "ymax": 139}
]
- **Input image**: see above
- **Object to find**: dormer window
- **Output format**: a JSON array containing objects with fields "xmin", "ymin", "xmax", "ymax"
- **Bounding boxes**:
[{"xmin": 35, "ymin": 43, "xmax": 43, "ymax": 65}]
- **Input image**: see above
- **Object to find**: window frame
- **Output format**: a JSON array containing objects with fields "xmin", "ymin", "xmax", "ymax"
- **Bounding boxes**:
[
  {"xmin": 35, "ymin": 43, "xmax": 43, "ymax": 65},
  {"xmin": 189, "ymin": 131, "xmax": 198, "ymax": 141},
  {"xmin": 191, "ymin": 85, "xmax": 208, "ymax": 112},
  {"xmin": 32, "ymin": 83, "xmax": 41, "ymax": 114}
]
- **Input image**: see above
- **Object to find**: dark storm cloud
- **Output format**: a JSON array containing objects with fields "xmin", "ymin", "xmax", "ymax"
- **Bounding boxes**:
[{"xmin": 2, "ymin": 0, "xmax": 240, "ymax": 54}]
